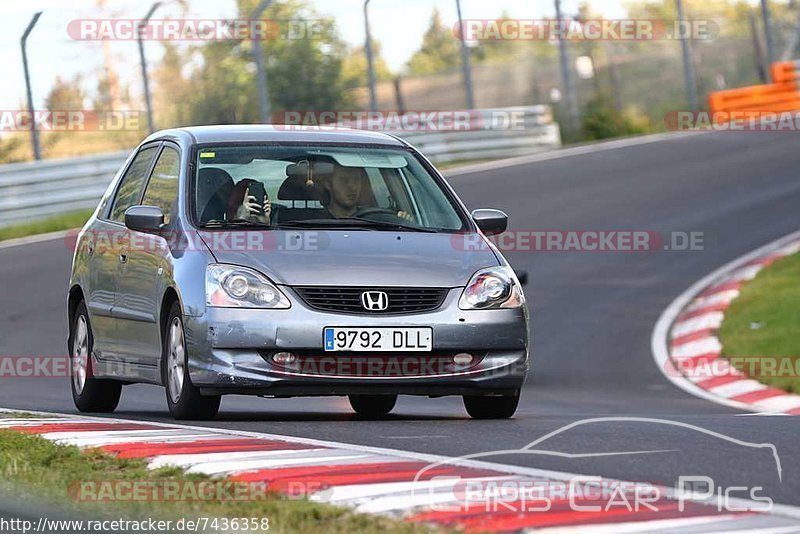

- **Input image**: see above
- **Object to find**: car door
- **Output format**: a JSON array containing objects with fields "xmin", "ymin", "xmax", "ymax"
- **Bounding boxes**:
[
  {"xmin": 114, "ymin": 143, "xmax": 181, "ymax": 368},
  {"xmin": 86, "ymin": 145, "xmax": 159, "ymax": 363}
]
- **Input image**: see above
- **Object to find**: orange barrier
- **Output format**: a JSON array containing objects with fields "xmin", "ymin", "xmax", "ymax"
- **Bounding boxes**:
[
  {"xmin": 708, "ymin": 61, "xmax": 800, "ymax": 119},
  {"xmin": 771, "ymin": 60, "xmax": 800, "ymax": 83}
]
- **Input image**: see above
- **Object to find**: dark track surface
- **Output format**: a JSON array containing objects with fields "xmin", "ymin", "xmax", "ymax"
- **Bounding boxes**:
[{"xmin": 1, "ymin": 131, "xmax": 799, "ymax": 506}]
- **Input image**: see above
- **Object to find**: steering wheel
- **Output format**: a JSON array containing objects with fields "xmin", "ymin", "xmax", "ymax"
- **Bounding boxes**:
[{"xmin": 352, "ymin": 207, "xmax": 398, "ymax": 218}]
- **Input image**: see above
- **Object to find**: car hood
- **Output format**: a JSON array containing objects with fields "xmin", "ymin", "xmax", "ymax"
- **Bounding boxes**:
[{"xmin": 200, "ymin": 230, "xmax": 499, "ymax": 287}]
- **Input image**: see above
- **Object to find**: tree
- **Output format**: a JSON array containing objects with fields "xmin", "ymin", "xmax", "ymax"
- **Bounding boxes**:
[
  {"xmin": 239, "ymin": 0, "xmax": 352, "ymax": 113},
  {"xmin": 406, "ymin": 8, "xmax": 461, "ymax": 75},
  {"xmin": 152, "ymin": 43, "xmax": 193, "ymax": 128},
  {"xmin": 45, "ymin": 76, "xmax": 85, "ymax": 111},
  {"xmin": 341, "ymin": 40, "xmax": 393, "ymax": 91},
  {"xmin": 471, "ymin": 10, "xmax": 524, "ymax": 63}
]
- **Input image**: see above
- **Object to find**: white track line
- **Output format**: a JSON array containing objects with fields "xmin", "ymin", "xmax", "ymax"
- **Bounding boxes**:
[
  {"xmin": 0, "ymin": 229, "xmax": 75, "ymax": 251},
  {"xmin": 3, "ymin": 408, "xmax": 800, "ymax": 522},
  {"xmin": 671, "ymin": 313, "xmax": 725, "ymax": 339},
  {"xmin": 671, "ymin": 337, "xmax": 722, "ymax": 359}
]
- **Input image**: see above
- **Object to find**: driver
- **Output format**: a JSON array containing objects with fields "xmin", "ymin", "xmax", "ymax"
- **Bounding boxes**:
[
  {"xmin": 321, "ymin": 163, "xmax": 414, "ymax": 221},
  {"xmin": 321, "ymin": 164, "xmax": 364, "ymax": 218}
]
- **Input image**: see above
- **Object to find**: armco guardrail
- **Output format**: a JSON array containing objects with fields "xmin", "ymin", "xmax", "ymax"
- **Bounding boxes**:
[
  {"xmin": 0, "ymin": 106, "xmax": 560, "ymax": 228},
  {"xmin": 709, "ymin": 61, "xmax": 800, "ymax": 116},
  {"xmin": 389, "ymin": 105, "xmax": 561, "ymax": 163},
  {"xmin": 0, "ymin": 151, "xmax": 129, "ymax": 228}
]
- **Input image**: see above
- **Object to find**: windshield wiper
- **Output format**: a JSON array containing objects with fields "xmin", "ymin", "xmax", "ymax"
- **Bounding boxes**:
[
  {"xmin": 274, "ymin": 218, "xmax": 438, "ymax": 233},
  {"xmin": 344, "ymin": 217, "xmax": 439, "ymax": 233},
  {"xmin": 272, "ymin": 219, "xmax": 374, "ymax": 231},
  {"xmin": 201, "ymin": 219, "xmax": 273, "ymax": 229}
]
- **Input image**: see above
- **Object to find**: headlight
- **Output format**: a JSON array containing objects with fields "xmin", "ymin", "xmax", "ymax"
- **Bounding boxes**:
[
  {"xmin": 459, "ymin": 266, "xmax": 525, "ymax": 310},
  {"xmin": 206, "ymin": 264, "xmax": 291, "ymax": 309}
]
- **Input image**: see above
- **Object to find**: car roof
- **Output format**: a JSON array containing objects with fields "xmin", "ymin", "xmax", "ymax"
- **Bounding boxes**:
[{"xmin": 144, "ymin": 125, "xmax": 407, "ymax": 147}]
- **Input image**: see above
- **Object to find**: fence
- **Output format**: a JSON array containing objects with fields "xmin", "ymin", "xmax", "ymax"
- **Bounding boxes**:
[{"xmin": 0, "ymin": 106, "xmax": 560, "ymax": 227}]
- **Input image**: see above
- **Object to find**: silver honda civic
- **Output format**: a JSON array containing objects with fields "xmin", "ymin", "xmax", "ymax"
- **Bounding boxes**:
[{"xmin": 67, "ymin": 126, "xmax": 529, "ymax": 420}]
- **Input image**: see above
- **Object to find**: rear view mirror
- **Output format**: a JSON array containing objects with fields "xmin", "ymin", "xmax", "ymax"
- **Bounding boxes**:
[
  {"xmin": 471, "ymin": 209, "xmax": 508, "ymax": 236},
  {"xmin": 286, "ymin": 161, "xmax": 335, "ymax": 182},
  {"xmin": 125, "ymin": 205, "xmax": 164, "ymax": 234}
]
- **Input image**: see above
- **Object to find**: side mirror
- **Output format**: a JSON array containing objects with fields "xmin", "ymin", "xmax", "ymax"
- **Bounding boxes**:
[
  {"xmin": 471, "ymin": 209, "xmax": 508, "ymax": 236},
  {"xmin": 515, "ymin": 270, "xmax": 529, "ymax": 286},
  {"xmin": 125, "ymin": 205, "xmax": 164, "ymax": 234}
]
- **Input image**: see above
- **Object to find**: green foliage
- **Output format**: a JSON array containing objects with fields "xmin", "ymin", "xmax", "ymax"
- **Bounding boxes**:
[
  {"xmin": 45, "ymin": 76, "xmax": 86, "ymax": 111},
  {"xmin": 151, "ymin": 0, "xmax": 366, "ymax": 127},
  {"xmin": 0, "ymin": 428, "xmax": 433, "ymax": 533},
  {"xmin": 0, "ymin": 210, "xmax": 93, "ymax": 242},
  {"xmin": 0, "ymin": 136, "xmax": 25, "ymax": 164},
  {"xmin": 581, "ymin": 98, "xmax": 652, "ymax": 140},
  {"xmin": 719, "ymin": 253, "xmax": 800, "ymax": 394},
  {"xmin": 406, "ymin": 9, "xmax": 461, "ymax": 75},
  {"xmin": 341, "ymin": 41, "xmax": 394, "ymax": 91}
]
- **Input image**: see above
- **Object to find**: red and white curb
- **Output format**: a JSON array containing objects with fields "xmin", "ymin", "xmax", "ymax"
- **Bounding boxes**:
[
  {"xmin": 3, "ymin": 410, "xmax": 800, "ymax": 532},
  {"xmin": 653, "ymin": 231, "xmax": 800, "ymax": 415}
]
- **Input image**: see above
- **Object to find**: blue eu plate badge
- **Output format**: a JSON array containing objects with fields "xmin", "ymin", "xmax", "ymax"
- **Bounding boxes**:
[{"xmin": 324, "ymin": 328, "xmax": 335, "ymax": 351}]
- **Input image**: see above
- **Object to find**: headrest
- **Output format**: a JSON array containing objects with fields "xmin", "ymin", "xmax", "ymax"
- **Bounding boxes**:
[
  {"xmin": 197, "ymin": 167, "xmax": 234, "ymax": 204},
  {"xmin": 197, "ymin": 167, "xmax": 234, "ymax": 192},
  {"xmin": 277, "ymin": 173, "xmax": 322, "ymax": 201},
  {"xmin": 277, "ymin": 161, "xmax": 332, "ymax": 201}
]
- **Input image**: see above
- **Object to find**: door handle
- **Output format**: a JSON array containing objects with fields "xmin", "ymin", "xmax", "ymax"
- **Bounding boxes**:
[
  {"xmin": 119, "ymin": 252, "xmax": 128, "ymax": 264},
  {"xmin": 87, "ymin": 243, "xmax": 94, "ymax": 256}
]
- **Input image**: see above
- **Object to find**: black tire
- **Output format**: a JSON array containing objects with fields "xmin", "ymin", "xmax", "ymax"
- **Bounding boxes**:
[
  {"xmin": 162, "ymin": 301, "xmax": 221, "ymax": 420},
  {"xmin": 69, "ymin": 301, "xmax": 122, "ymax": 413},
  {"xmin": 348, "ymin": 394, "xmax": 397, "ymax": 417},
  {"xmin": 464, "ymin": 392, "xmax": 520, "ymax": 419}
]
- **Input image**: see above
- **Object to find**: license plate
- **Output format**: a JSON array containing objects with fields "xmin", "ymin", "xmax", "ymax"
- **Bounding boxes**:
[{"xmin": 324, "ymin": 327, "xmax": 432, "ymax": 352}]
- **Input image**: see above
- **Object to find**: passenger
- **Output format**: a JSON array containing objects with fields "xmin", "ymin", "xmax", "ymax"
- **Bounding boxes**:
[{"xmin": 228, "ymin": 178, "xmax": 271, "ymax": 224}]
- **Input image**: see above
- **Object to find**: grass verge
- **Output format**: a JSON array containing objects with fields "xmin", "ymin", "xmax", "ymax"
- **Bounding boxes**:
[
  {"xmin": 718, "ymin": 252, "xmax": 800, "ymax": 394},
  {"xmin": 0, "ymin": 427, "xmax": 433, "ymax": 534},
  {"xmin": 0, "ymin": 210, "xmax": 93, "ymax": 242}
]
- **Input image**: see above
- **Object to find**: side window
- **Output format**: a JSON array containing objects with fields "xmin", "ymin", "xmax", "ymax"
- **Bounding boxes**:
[
  {"xmin": 109, "ymin": 147, "xmax": 158, "ymax": 222},
  {"xmin": 142, "ymin": 147, "xmax": 180, "ymax": 225},
  {"xmin": 366, "ymin": 168, "xmax": 393, "ymax": 209}
]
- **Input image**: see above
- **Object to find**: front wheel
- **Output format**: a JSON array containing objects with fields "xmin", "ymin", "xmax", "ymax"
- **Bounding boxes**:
[
  {"xmin": 163, "ymin": 302, "xmax": 220, "ymax": 420},
  {"xmin": 348, "ymin": 394, "xmax": 397, "ymax": 417},
  {"xmin": 69, "ymin": 301, "xmax": 122, "ymax": 413},
  {"xmin": 463, "ymin": 392, "xmax": 519, "ymax": 419}
]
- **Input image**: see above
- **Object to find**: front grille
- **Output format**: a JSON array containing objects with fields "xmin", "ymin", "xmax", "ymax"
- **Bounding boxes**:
[{"xmin": 293, "ymin": 286, "xmax": 449, "ymax": 314}]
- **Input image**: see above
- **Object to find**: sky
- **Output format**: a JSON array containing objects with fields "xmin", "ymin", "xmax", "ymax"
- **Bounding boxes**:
[{"xmin": 1, "ymin": 0, "xmax": 630, "ymax": 110}]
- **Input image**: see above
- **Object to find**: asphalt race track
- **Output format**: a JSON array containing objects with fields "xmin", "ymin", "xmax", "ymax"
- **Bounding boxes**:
[{"xmin": 1, "ymin": 131, "xmax": 799, "ymax": 507}]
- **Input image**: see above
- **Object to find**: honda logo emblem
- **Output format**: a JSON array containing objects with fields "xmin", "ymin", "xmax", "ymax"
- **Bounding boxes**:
[{"xmin": 361, "ymin": 291, "xmax": 389, "ymax": 311}]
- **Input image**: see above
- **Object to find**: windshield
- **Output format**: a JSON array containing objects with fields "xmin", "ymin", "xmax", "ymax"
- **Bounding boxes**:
[{"xmin": 193, "ymin": 144, "xmax": 466, "ymax": 232}]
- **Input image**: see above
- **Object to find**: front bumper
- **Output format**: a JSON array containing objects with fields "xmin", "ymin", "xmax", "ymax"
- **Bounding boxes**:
[{"xmin": 183, "ymin": 288, "xmax": 530, "ymax": 397}]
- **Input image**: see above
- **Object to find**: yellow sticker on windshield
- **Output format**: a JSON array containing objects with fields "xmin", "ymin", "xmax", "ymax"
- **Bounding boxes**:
[{"xmin": 200, "ymin": 152, "xmax": 215, "ymax": 158}]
